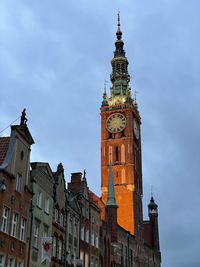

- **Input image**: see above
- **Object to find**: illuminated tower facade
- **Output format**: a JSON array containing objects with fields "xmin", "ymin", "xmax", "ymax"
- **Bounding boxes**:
[{"xmin": 101, "ymin": 14, "xmax": 143, "ymax": 235}]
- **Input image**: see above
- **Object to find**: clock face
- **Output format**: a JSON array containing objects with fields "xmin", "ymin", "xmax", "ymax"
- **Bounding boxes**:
[
  {"xmin": 106, "ymin": 113, "xmax": 126, "ymax": 133},
  {"xmin": 133, "ymin": 118, "xmax": 140, "ymax": 139}
]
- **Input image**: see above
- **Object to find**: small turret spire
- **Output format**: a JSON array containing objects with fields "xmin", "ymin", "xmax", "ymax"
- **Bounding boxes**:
[
  {"xmin": 148, "ymin": 195, "xmax": 158, "ymax": 217},
  {"xmin": 102, "ymin": 80, "xmax": 108, "ymax": 106},
  {"xmin": 106, "ymin": 162, "xmax": 118, "ymax": 207}
]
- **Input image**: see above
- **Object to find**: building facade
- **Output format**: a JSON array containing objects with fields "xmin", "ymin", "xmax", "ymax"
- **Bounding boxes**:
[
  {"xmin": 68, "ymin": 172, "xmax": 101, "ymax": 267},
  {"xmin": 0, "ymin": 109, "xmax": 34, "ymax": 267},
  {"xmin": 66, "ymin": 189, "xmax": 81, "ymax": 266},
  {"xmin": 29, "ymin": 162, "xmax": 54, "ymax": 267},
  {"xmin": 52, "ymin": 163, "xmax": 66, "ymax": 267}
]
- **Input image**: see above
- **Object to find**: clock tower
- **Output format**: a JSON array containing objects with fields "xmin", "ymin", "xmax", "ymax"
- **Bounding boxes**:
[{"xmin": 101, "ymin": 14, "xmax": 143, "ymax": 235}]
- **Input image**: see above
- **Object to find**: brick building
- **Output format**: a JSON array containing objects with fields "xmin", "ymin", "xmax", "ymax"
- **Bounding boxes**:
[
  {"xmin": 68, "ymin": 172, "xmax": 101, "ymax": 267},
  {"xmin": 52, "ymin": 163, "xmax": 66, "ymax": 267},
  {"xmin": 0, "ymin": 109, "xmax": 34, "ymax": 267}
]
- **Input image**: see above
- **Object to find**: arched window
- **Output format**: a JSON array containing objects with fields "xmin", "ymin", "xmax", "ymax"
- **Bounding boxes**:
[{"xmin": 121, "ymin": 144, "xmax": 125, "ymax": 163}]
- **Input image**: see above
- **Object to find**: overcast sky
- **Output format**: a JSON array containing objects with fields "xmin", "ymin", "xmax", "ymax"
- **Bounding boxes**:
[{"xmin": 0, "ymin": 0, "xmax": 200, "ymax": 266}]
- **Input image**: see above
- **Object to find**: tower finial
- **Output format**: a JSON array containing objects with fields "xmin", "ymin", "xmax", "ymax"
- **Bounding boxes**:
[
  {"xmin": 117, "ymin": 11, "xmax": 120, "ymax": 31},
  {"xmin": 151, "ymin": 185, "xmax": 153, "ymax": 198},
  {"xmin": 116, "ymin": 11, "xmax": 122, "ymax": 40}
]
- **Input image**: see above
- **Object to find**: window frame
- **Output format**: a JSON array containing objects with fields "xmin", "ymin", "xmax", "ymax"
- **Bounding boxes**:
[
  {"xmin": 33, "ymin": 222, "xmax": 40, "ymax": 248},
  {"xmin": 0, "ymin": 255, "xmax": 5, "ymax": 267},
  {"xmin": 36, "ymin": 192, "xmax": 42, "ymax": 209},
  {"xmin": 1, "ymin": 206, "xmax": 9, "ymax": 233},
  {"xmin": 44, "ymin": 197, "xmax": 50, "ymax": 214},
  {"xmin": 19, "ymin": 218, "xmax": 26, "ymax": 241},
  {"xmin": 7, "ymin": 257, "xmax": 15, "ymax": 267},
  {"xmin": 11, "ymin": 212, "xmax": 19, "ymax": 238}
]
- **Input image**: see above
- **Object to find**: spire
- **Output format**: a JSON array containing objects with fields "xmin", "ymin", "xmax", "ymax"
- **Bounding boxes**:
[
  {"xmin": 114, "ymin": 12, "xmax": 125, "ymax": 57},
  {"xmin": 102, "ymin": 80, "xmax": 108, "ymax": 106},
  {"xmin": 106, "ymin": 162, "xmax": 118, "ymax": 207},
  {"xmin": 109, "ymin": 13, "xmax": 131, "ymax": 102},
  {"xmin": 116, "ymin": 12, "xmax": 122, "ymax": 40}
]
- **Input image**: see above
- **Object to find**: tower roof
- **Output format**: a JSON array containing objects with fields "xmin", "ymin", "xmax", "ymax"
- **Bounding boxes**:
[{"xmin": 106, "ymin": 162, "xmax": 118, "ymax": 207}]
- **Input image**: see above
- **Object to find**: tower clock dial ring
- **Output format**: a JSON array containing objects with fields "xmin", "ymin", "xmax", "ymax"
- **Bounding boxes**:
[{"xmin": 106, "ymin": 113, "xmax": 126, "ymax": 133}]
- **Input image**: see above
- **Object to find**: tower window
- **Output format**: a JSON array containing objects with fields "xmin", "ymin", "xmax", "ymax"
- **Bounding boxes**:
[
  {"xmin": 122, "ymin": 64, "xmax": 125, "ymax": 73},
  {"xmin": 116, "ymin": 63, "xmax": 120, "ymax": 72},
  {"xmin": 121, "ymin": 144, "xmax": 125, "ymax": 163},
  {"xmin": 115, "ymin": 146, "xmax": 119, "ymax": 162}
]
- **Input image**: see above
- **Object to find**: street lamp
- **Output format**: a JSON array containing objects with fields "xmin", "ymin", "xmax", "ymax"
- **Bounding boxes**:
[{"xmin": 0, "ymin": 179, "xmax": 6, "ymax": 192}]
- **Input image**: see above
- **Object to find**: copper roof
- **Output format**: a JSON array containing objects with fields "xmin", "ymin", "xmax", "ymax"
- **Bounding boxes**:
[{"xmin": 0, "ymin": 137, "xmax": 10, "ymax": 165}]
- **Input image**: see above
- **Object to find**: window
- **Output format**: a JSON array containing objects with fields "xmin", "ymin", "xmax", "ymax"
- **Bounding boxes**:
[
  {"xmin": 17, "ymin": 260, "xmax": 24, "ymax": 267},
  {"xmin": 60, "ymin": 212, "xmax": 64, "ymax": 227},
  {"xmin": 95, "ymin": 235, "xmax": 99, "ymax": 248},
  {"xmin": 115, "ymin": 146, "xmax": 119, "ymax": 162},
  {"xmin": 43, "ymin": 225, "xmax": 48, "ymax": 237},
  {"xmin": 0, "ymin": 255, "xmax": 5, "ymax": 267},
  {"xmin": 36, "ymin": 192, "xmax": 42, "ymax": 208},
  {"xmin": 74, "ymin": 224, "xmax": 78, "ymax": 238},
  {"xmin": 85, "ymin": 228, "xmax": 89, "ymax": 243},
  {"xmin": 91, "ymin": 231, "xmax": 94, "ymax": 246},
  {"xmin": 11, "ymin": 213, "xmax": 19, "ymax": 237},
  {"xmin": 7, "ymin": 258, "xmax": 15, "ymax": 267},
  {"xmin": 58, "ymin": 240, "xmax": 62, "ymax": 260},
  {"xmin": 44, "ymin": 198, "xmax": 49, "ymax": 214},
  {"xmin": 1, "ymin": 207, "xmax": 9, "ymax": 233},
  {"xmin": 33, "ymin": 223, "xmax": 39, "ymax": 248},
  {"xmin": 85, "ymin": 253, "xmax": 89, "ymax": 267},
  {"xmin": 121, "ymin": 144, "xmax": 125, "ymax": 163},
  {"xmin": 54, "ymin": 209, "xmax": 59, "ymax": 223},
  {"xmin": 16, "ymin": 174, "xmax": 22, "ymax": 192},
  {"xmin": 81, "ymin": 226, "xmax": 84, "ymax": 241},
  {"xmin": 52, "ymin": 237, "xmax": 57, "ymax": 257},
  {"xmin": 19, "ymin": 218, "xmax": 26, "ymax": 241}
]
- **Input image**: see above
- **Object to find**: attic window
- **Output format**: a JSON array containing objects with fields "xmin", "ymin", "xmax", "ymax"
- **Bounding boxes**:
[{"xmin": 20, "ymin": 151, "xmax": 24, "ymax": 160}]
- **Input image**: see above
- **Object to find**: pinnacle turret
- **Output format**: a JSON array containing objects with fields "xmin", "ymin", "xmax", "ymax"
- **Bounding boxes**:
[{"xmin": 148, "ymin": 196, "xmax": 158, "ymax": 217}]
